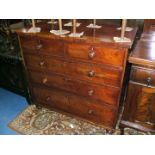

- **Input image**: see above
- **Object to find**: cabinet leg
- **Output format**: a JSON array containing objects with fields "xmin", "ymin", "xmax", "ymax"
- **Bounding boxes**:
[{"xmin": 120, "ymin": 127, "xmax": 124, "ymax": 135}]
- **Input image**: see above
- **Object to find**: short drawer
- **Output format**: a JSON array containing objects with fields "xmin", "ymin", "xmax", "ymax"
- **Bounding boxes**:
[
  {"xmin": 32, "ymin": 85, "xmax": 116, "ymax": 128},
  {"xmin": 36, "ymin": 37, "xmax": 64, "ymax": 56},
  {"xmin": 20, "ymin": 35, "xmax": 64, "ymax": 56},
  {"xmin": 65, "ymin": 61, "xmax": 122, "ymax": 87},
  {"xmin": 131, "ymin": 66, "xmax": 155, "ymax": 87},
  {"xmin": 24, "ymin": 54, "xmax": 65, "ymax": 75},
  {"xmin": 29, "ymin": 71, "xmax": 120, "ymax": 106},
  {"xmin": 65, "ymin": 43, "xmax": 126, "ymax": 67},
  {"xmin": 20, "ymin": 35, "xmax": 37, "ymax": 50}
]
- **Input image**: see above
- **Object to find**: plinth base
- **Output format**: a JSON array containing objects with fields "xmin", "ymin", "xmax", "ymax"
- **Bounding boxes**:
[
  {"xmin": 86, "ymin": 23, "xmax": 101, "ymax": 29},
  {"xmin": 69, "ymin": 32, "xmax": 84, "ymax": 38},
  {"xmin": 113, "ymin": 37, "xmax": 131, "ymax": 42},
  {"xmin": 50, "ymin": 30, "xmax": 70, "ymax": 35}
]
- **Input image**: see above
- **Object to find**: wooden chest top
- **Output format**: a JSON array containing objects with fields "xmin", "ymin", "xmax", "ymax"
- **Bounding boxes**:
[
  {"xmin": 16, "ymin": 21, "xmax": 137, "ymax": 49},
  {"xmin": 129, "ymin": 41, "xmax": 155, "ymax": 68}
]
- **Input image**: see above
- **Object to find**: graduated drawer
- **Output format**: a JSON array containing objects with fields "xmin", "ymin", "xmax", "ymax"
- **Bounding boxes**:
[
  {"xmin": 24, "ymin": 54, "xmax": 65, "ymax": 74},
  {"xmin": 29, "ymin": 71, "xmax": 120, "ymax": 106},
  {"xmin": 31, "ymin": 85, "xmax": 116, "ymax": 128},
  {"xmin": 20, "ymin": 35, "xmax": 64, "ymax": 56},
  {"xmin": 65, "ymin": 43, "xmax": 126, "ymax": 67},
  {"xmin": 65, "ymin": 61, "xmax": 122, "ymax": 87},
  {"xmin": 130, "ymin": 66, "xmax": 155, "ymax": 87}
]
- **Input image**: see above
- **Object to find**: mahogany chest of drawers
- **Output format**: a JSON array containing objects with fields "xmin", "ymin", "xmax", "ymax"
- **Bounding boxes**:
[{"xmin": 17, "ymin": 22, "xmax": 137, "ymax": 130}]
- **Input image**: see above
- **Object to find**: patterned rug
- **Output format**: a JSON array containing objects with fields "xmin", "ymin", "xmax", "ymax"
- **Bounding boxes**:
[{"xmin": 8, "ymin": 105, "xmax": 148, "ymax": 135}]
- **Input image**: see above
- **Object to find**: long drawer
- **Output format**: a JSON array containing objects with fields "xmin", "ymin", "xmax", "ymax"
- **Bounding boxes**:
[
  {"xmin": 65, "ymin": 43, "xmax": 126, "ymax": 67},
  {"xmin": 24, "ymin": 54, "xmax": 122, "ymax": 87},
  {"xmin": 31, "ymin": 85, "xmax": 116, "ymax": 128},
  {"xmin": 29, "ymin": 71, "xmax": 120, "ymax": 106}
]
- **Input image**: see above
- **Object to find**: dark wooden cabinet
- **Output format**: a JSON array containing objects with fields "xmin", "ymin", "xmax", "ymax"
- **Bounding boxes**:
[
  {"xmin": 17, "ymin": 21, "xmax": 137, "ymax": 131},
  {"xmin": 120, "ymin": 38, "xmax": 155, "ymax": 134},
  {"xmin": 0, "ymin": 57, "xmax": 27, "ymax": 96},
  {"xmin": 121, "ymin": 69, "xmax": 155, "ymax": 133},
  {"xmin": 0, "ymin": 21, "xmax": 30, "ymax": 101}
]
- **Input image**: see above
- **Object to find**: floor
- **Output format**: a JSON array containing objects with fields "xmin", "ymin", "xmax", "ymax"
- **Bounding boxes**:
[{"xmin": 0, "ymin": 88, "xmax": 28, "ymax": 135}]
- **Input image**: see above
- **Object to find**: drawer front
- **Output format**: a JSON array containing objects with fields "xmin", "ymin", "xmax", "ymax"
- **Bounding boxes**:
[
  {"xmin": 32, "ymin": 85, "xmax": 116, "ymax": 128},
  {"xmin": 64, "ymin": 78, "xmax": 120, "ymax": 106},
  {"xmin": 131, "ymin": 66, "xmax": 155, "ymax": 87},
  {"xmin": 122, "ymin": 82, "xmax": 155, "ymax": 130},
  {"xmin": 66, "ymin": 43, "xmax": 126, "ymax": 67},
  {"xmin": 36, "ymin": 37, "xmax": 64, "ymax": 56},
  {"xmin": 20, "ymin": 36, "xmax": 64, "ymax": 56},
  {"xmin": 29, "ymin": 71, "xmax": 66, "ymax": 90},
  {"xmin": 29, "ymin": 71, "xmax": 120, "ymax": 106},
  {"xmin": 20, "ymin": 35, "xmax": 38, "ymax": 50},
  {"xmin": 24, "ymin": 54, "xmax": 65, "ymax": 74},
  {"xmin": 65, "ymin": 61, "xmax": 122, "ymax": 87},
  {"xmin": 68, "ymin": 93, "xmax": 116, "ymax": 128},
  {"xmin": 32, "ymin": 85, "xmax": 69, "ymax": 111}
]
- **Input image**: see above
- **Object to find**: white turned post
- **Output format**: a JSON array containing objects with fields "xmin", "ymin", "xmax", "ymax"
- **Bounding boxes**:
[
  {"xmin": 32, "ymin": 19, "xmax": 35, "ymax": 28},
  {"xmin": 121, "ymin": 19, "xmax": 127, "ymax": 39},
  {"xmin": 73, "ymin": 19, "xmax": 76, "ymax": 34},
  {"xmin": 58, "ymin": 19, "xmax": 62, "ymax": 32},
  {"xmin": 93, "ymin": 19, "xmax": 96, "ymax": 26}
]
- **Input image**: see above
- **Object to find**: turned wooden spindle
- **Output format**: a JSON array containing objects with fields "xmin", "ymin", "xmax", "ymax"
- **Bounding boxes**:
[
  {"xmin": 32, "ymin": 19, "xmax": 36, "ymax": 28},
  {"xmin": 121, "ymin": 19, "xmax": 127, "ymax": 39},
  {"xmin": 51, "ymin": 19, "xmax": 54, "ymax": 23},
  {"xmin": 93, "ymin": 19, "xmax": 96, "ymax": 26},
  {"xmin": 58, "ymin": 19, "xmax": 62, "ymax": 32},
  {"xmin": 73, "ymin": 19, "xmax": 76, "ymax": 34}
]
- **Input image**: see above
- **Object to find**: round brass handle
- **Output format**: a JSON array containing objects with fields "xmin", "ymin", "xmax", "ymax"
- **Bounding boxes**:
[
  {"xmin": 46, "ymin": 96, "xmax": 50, "ymax": 101},
  {"xmin": 87, "ymin": 70, "xmax": 95, "ymax": 77},
  {"xmin": 36, "ymin": 44, "xmax": 43, "ymax": 50},
  {"xmin": 88, "ymin": 50, "xmax": 96, "ymax": 59},
  {"xmin": 146, "ymin": 77, "xmax": 152, "ymax": 86},
  {"xmin": 88, "ymin": 90, "xmax": 94, "ymax": 96},
  {"xmin": 88, "ymin": 110, "xmax": 95, "ymax": 115},
  {"xmin": 39, "ymin": 61, "xmax": 45, "ymax": 66},
  {"xmin": 42, "ymin": 78, "xmax": 48, "ymax": 84}
]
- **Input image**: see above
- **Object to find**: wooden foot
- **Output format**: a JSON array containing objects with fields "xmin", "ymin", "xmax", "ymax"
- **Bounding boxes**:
[
  {"xmin": 105, "ymin": 129, "xmax": 113, "ymax": 135},
  {"xmin": 36, "ymin": 104, "xmax": 42, "ymax": 110}
]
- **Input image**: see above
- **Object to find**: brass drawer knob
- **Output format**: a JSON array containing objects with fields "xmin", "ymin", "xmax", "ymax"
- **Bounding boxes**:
[
  {"xmin": 88, "ymin": 89, "xmax": 94, "ymax": 96},
  {"xmin": 46, "ymin": 96, "xmax": 50, "ymax": 101},
  {"xmin": 39, "ymin": 61, "xmax": 45, "ymax": 66},
  {"xmin": 87, "ymin": 70, "xmax": 95, "ymax": 77},
  {"xmin": 146, "ymin": 77, "xmax": 152, "ymax": 86},
  {"xmin": 36, "ymin": 44, "xmax": 43, "ymax": 50},
  {"xmin": 88, "ymin": 109, "xmax": 95, "ymax": 115},
  {"xmin": 88, "ymin": 50, "xmax": 96, "ymax": 59},
  {"xmin": 42, "ymin": 78, "xmax": 48, "ymax": 84}
]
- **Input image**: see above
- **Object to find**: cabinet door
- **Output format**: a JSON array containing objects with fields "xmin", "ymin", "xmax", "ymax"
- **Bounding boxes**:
[{"xmin": 123, "ymin": 82, "xmax": 155, "ymax": 127}]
